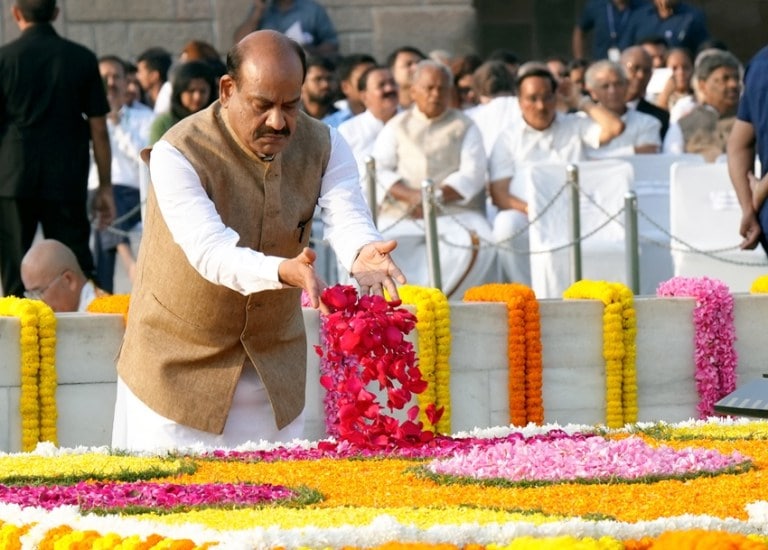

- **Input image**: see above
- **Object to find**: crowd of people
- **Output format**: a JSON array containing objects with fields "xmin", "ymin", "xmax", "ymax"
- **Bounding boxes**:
[
  {"xmin": 2, "ymin": 0, "xmax": 768, "ymax": 447},
  {"xmin": 2, "ymin": 0, "xmax": 763, "ymax": 306}
]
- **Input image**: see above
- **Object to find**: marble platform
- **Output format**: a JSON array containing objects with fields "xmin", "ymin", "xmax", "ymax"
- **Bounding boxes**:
[{"xmin": 1, "ymin": 295, "xmax": 767, "ymax": 452}]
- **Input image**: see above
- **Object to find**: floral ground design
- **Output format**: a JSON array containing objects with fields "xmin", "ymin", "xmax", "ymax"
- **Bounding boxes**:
[{"xmin": 2, "ymin": 419, "xmax": 768, "ymax": 548}]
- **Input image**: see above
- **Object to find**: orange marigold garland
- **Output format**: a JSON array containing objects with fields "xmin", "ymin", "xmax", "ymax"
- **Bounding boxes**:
[
  {"xmin": 398, "ymin": 285, "xmax": 452, "ymax": 434},
  {"xmin": 563, "ymin": 280, "xmax": 637, "ymax": 428},
  {"xmin": 86, "ymin": 294, "xmax": 131, "ymax": 322},
  {"xmin": 463, "ymin": 283, "xmax": 543, "ymax": 426}
]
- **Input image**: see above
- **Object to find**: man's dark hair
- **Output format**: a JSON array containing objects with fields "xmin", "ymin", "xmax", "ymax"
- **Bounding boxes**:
[
  {"xmin": 226, "ymin": 37, "xmax": 307, "ymax": 83},
  {"xmin": 336, "ymin": 53, "xmax": 376, "ymax": 83},
  {"xmin": 638, "ymin": 35, "xmax": 669, "ymax": 49},
  {"xmin": 568, "ymin": 57, "xmax": 590, "ymax": 72},
  {"xmin": 306, "ymin": 55, "xmax": 336, "ymax": 74},
  {"xmin": 98, "ymin": 55, "xmax": 127, "ymax": 74},
  {"xmin": 472, "ymin": 60, "xmax": 514, "ymax": 98},
  {"xmin": 515, "ymin": 62, "xmax": 558, "ymax": 94},
  {"xmin": 487, "ymin": 48, "xmax": 520, "ymax": 66},
  {"xmin": 357, "ymin": 64, "xmax": 390, "ymax": 92},
  {"xmin": 16, "ymin": 0, "xmax": 57, "ymax": 22},
  {"xmin": 136, "ymin": 47, "xmax": 173, "ymax": 82},
  {"xmin": 385, "ymin": 46, "xmax": 426, "ymax": 69}
]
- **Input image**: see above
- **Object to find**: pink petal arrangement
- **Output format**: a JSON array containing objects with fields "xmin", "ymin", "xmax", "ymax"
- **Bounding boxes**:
[
  {"xmin": 426, "ymin": 434, "xmax": 749, "ymax": 484},
  {"xmin": 657, "ymin": 276, "xmax": 738, "ymax": 418},
  {"xmin": 0, "ymin": 481, "xmax": 296, "ymax": 511}
]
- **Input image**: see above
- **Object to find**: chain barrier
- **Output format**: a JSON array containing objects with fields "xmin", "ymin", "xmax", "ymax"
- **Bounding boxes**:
[{"xmin": 95, "ymin": 174, "xmax": 768, "ymax": 268}]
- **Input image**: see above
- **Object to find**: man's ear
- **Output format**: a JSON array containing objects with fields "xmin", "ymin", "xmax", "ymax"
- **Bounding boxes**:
[
  {"xmin": 11, "ymin": 5, "xmax": 23, "ymax": 24},
  {"xmin": 219, "ymin": 74, "xmax": 235, "ymax": 105},
  {"xmin": 51, "ymin": 6, "xmax": 60, "ymax": 21}
]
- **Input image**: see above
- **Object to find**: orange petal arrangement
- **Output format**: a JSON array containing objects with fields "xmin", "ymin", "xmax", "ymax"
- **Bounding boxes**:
[
  {"xmin": 463, "ymin": 283, "xmax": 543, "ymax": 426},
  {"xmin": 3, "ymin": 280, "xmax": 768, "ymax": 548}
]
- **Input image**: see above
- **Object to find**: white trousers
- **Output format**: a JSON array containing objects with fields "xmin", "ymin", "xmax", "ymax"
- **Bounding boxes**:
[
  {"xmin": 112, "ymin": 365, "xmax": 305, "ymax": 451},
  {"xmin": 493, "ymin": 209, "xmax": 531, "ymax": 286}
]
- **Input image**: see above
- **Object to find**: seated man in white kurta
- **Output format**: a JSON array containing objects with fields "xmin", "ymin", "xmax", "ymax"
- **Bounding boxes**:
[
  {"xmin": 488, "ymin": 62, "xmax": 625, "ymax": 286},
  {"xmin": 338, "ymin": 65, "xmax": 400, "ymax": 208},
  {"xmin": 372, "ymin": 60, "xmax": 494, "ymax": 298},
  {"xmin": 582, "ymin": 59, "xmax": 661, "ymax": 159}
]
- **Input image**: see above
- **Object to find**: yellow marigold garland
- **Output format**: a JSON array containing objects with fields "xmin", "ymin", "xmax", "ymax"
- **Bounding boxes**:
[
  {"xmin": 750, "ymin": 274, "xmax": 768, "ymax": 294},
  {"xmin": 463, "ymin": 283, "xmax": 543, "ymax": 426},
  {"xmin": 398, "ymin": 285, "xmax": 452, "ymax": 434},
  {"xmin": 37, "ymin": 303, "xmax": 58, "ymax": 445},
  {"xmin": 563, "ymin": 280, "xmax": 637, "ymax": 428},
  {"xmin": 0, "ymin": 297, "xmax": 58, "ymax": 451},
  {"xmin": 86, "ymin": 293, "xmax": 131, "ymax": 322}
]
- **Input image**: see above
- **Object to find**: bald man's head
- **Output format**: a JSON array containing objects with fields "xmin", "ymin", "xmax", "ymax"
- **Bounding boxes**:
[
  {"xmin": 620, "ymin": 46, "xmax": 653, "ymax": 101},
  {"xmin": 21, "ymin": 239, "xmax": 87, "ymax": 312},
  {"xmin": 220, "ymin": 30, "xmax": 306, "ymax": 160}
]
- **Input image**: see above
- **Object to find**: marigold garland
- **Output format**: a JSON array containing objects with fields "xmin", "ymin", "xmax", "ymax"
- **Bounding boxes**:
[
  {"xmin": 0, "ymin": 296, "xmax": 58, "ymax": 451},
  {"xmin": 657, "ymin": 276, "xmax": 737, "ymax": 418},
  {"xmin": 86, "ymin": 293, "xmax": 131, "ymax": 322},
  {"xmin": 563, "ymin": 281, "xmax": 637, "ymax": 428},
  {"xmin": 398, "ymin": 285, "xmax": 452, "ymax": 434},
  {"xmin": 750, "ymin": 274, "xmax": 768, "ymax": 294},
  {"xmin": 463, "ymin": 283, "xmax": 543, "ymax": 426}
]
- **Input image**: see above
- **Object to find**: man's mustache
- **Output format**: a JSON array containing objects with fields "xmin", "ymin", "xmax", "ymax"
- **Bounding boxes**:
[{"xmin": 256, "ymin": 126, "xmax": 291, "ymax": 138}]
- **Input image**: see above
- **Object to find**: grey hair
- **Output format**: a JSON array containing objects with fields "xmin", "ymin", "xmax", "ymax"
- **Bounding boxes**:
[
  {"xmin": 693, "ymin": 49, "xmax": 742, "ymax": 81},
  {"xmin": 412, "ymin": 59, "xmax": 452, "ymax": 85},
  {"xmin": 584, "ymin": 59, "xmax": 627, "ymax": 90}
]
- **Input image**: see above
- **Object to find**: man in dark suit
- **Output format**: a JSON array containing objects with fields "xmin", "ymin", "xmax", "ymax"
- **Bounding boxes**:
[
  {"xmin": 0, "ymin": 0, "xmax": 115, "ymax": 297},
  {"xmin": 621, "ymin": 45, "xmax": 670, "ymax": 139}
]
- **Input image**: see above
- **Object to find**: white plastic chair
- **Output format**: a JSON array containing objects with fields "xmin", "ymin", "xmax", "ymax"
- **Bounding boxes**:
[
  {"xmin": 524, "ymin": 159, "xmax": 634, "ymax": 298},
  {"xmin": 669, "ymin": 162, "xmax": 768, "ymax": 292},
  {"xmin": 617, "ymin": 153, "xmax": 704, "ymax": 293}
]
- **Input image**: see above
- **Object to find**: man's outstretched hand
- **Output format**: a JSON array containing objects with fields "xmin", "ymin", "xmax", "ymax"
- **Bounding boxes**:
[
  {"xmin": 351, "ymin": 240, "xmax": 406, "ymax": 301},
  {"xmin": 278, "ymin": 247, "xmax": 327, "ymax": 311}
]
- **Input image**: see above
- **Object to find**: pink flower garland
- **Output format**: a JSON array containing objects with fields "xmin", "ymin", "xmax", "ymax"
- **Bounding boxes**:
[
  {"xmin": 657, "ymin": 276, "xmax": 738, "ymax": 418},
  {"xmin": 0, "ymin": 481, "xmax": 295, "ymax": 511}
]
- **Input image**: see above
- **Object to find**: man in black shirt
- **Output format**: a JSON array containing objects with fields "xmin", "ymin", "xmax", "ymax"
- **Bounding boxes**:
[{"xmin": 0, "ymin": 0, "xmax": 115, "ymax": 297}]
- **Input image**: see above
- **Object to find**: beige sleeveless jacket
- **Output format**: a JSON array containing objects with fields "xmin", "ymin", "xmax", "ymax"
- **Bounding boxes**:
[{"xmin": 116, "ymin": 103, "xmax": 330, "ymax": 434}]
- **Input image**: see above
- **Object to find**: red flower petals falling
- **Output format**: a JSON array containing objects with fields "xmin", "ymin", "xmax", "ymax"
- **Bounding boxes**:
[{"xmin": 316, "ymin": 285, "xmax": 440, "ymax": 450}]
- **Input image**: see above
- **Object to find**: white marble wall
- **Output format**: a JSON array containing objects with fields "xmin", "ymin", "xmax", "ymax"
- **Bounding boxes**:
[{"xmin": 1, "ymin": 295, "xmax": 767, "ymax": 451}]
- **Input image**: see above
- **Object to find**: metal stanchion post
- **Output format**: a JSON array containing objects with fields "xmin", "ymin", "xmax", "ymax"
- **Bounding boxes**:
[
  {"xmin": 624, "ymin": 190, "xmax": 640, "ymax": 295},
  {"xmin": 364, "ymin": 156, "xmax": 377, "ymax": 227},
  {"xmin": 566, "ymin": 164, "xmax": 582, "ymax": 282},
  {"xmin": 421, "ymin": 179, "xmax": 442, "ymax": 291}
]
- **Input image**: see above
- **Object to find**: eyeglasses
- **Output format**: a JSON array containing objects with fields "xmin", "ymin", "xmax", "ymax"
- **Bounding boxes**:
[{"xmin": 24, "ymin": 271, "xmax": 66, "ymax": 300}]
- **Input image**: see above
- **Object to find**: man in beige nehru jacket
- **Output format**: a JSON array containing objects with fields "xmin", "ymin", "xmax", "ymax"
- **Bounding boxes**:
[{"xmin": 112, "ymin": 30, "xmax": 405, "ymax": 451}]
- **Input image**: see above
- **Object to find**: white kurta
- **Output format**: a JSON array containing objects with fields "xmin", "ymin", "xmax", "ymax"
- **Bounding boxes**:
[
  {"xmin": 585, "ymin": 109, "xmax": 661, "ymax": 159},
  {"xmin": 488, "ymin": 112, "xmax": 602, "ymax": 285},
  {"xmin": 466, "ymin": 96, "xmax": 522, "ymax": 158},
  {"xmin": 338, "ymin": 110, "xmax": 386, "ymax": 205},
  {"xmin": 372, "ymin": 107, "xmax": 494, "ymax": 298}
]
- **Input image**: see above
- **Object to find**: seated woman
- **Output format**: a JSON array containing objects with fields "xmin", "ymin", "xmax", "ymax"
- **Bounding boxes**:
[
  {"xmin": 149, "ymin": 60, "xmax": 216, "ymax": 145},
  {"xmin": 656, "ymin": 48, "xmax": 695, "ymax": 122}
]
